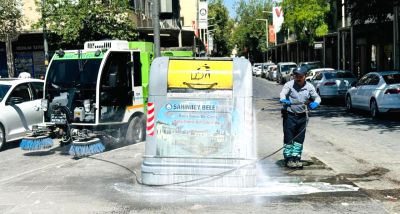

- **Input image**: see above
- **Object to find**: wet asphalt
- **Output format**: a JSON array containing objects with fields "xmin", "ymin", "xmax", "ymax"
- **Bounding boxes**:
[{"xmin": 0, "ymin": 77, "xmax": 397, "ymax": 213}]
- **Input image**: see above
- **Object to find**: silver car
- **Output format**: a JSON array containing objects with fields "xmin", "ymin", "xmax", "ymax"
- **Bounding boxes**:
[
  {"xmin": 306, "ymin": 68, "xmax": 335, "ymax": 82},
  {"xmin": 267, "ymin": 65, "xmax": 278, "ymax": 81},
  {"xmin": 310, "ymin": 70, "xmax": 357, "ymax": 100},
  {"xmin": 276, "ymin": 62, "xmax": 297, "ymax": 84},
  {"xmin": 346, "ymin": 71, "xmax": 400, "ymax": 118},
  {"xmin": 261, "ymin": 62, "xmax": 275, "ymax": 79},
  {"xmin": 0, "ymin": 78, "xmax": 44, "ymax": 150}
]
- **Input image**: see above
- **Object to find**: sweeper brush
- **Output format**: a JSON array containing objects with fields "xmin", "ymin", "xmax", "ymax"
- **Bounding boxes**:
[
  {"xmin": 20, "ymin": 135, "xmax": 53, "ymax": 151},
  {"xmin": 69, "ymin": 138, "xmax": 105, "ymax": 157}
]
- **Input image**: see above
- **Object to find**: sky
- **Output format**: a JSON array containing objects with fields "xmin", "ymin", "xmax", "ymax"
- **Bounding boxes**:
[
  {"xmin": 223, "ymin": 0, "xmax": 238, "ymax": 18},
  {"xmin": 223, "ymin": 0, "xmax": 282, "ymax": 18}
]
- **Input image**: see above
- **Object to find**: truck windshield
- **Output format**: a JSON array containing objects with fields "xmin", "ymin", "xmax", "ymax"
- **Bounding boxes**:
[
  {"xmin": 0, "ymin": 85, "xmax": 11, "ymax": 102},
  {"xmin": 46, "ymin": 59, "xmax": 102, "ymax": 89}
]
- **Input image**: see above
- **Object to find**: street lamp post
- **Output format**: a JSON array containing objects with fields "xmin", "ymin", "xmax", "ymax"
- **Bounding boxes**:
[{"xmin": 152, "ymin": 0, "xmax": 161, "ymax": 58}]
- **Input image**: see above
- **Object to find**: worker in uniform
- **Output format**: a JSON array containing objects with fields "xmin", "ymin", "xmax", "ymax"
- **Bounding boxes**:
[{"xmin": 279, "ymin": 66, "xmax": 321, "ymax": 169}]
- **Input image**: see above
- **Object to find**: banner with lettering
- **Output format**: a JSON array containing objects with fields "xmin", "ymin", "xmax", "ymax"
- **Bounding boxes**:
[
  {"xmin": 155, "ymin": 99, "xmax": 239, "ymax": 158},
  {"xmin": 273, "ymin": 6, "xmax": 284, "ymax": 33}
]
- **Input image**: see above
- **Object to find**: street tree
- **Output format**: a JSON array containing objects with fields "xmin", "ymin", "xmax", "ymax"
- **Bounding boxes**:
[
  {"xmin": 0, "ymin": 0, "xmax": 23, "ymax": 77},
  {"xmin": 37, "ymin": 0, "xmax": 137, "ymax": 46},
  {"xmin": 282, "ymin": 0, "xmax": 330, "ymax": 44},
  {"xmin": 208, "ymin": 0, "xmax": 234, "ymax": 57},
  {"xmin": 346, "ymin": 0, "xmax": 393, "ymax": 25},
  {"xmin": 232, "ymin": 0, "xmax": 273, "ymax": 61}
]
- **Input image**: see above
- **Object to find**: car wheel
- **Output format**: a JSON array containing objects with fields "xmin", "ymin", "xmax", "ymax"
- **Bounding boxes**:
[
  {"xmin": 0, "ymin": 124, "xmax": 5, "ymax": 151},
  {"xmin": 125, "ymin": 115, "xmax": 146, "ymax": 144},
  {"xmin": 370, "ymin": 99, "xmax": 380, "ymax": 118},
  {"xmin": 346, "ymin": 95, "xmax": 353, "ymax": 112}
]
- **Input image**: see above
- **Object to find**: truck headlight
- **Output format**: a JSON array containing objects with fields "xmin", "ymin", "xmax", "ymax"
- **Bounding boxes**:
[
  {"xmin": 84, "ymin": 99, "xmax": 91, "ymax": 113},
  {"xmin": 41, "ymin": 99, "xmax": 48, "ymax": 111}
]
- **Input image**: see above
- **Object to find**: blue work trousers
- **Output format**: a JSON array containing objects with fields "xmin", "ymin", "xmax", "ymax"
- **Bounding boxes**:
[{"xmin": 282, "ymin": 113, "xmax": 307, "ymax": 159}]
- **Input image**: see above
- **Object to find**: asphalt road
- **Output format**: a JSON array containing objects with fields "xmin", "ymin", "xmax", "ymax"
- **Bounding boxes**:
[{"xmin": 0, "ymin": 76, "xmax": 398, "ymax": 213}]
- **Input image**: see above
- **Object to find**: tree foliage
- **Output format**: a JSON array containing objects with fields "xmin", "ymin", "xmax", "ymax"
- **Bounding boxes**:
[
  {"xmin": 0, "ymin": 0, "xmax": 24, "ymax": 77},
  {"xmin": 231, "ymin": 0, "xmax": 273, "ymax": 60},
  {"xmin": 346, "ymin": 0, "xmax": 394, "ymax": 25},
  {"xmin": 282, "ymin": 0, "xmax": 330, "ymax": 43},
  {"xmin": 0, "ymin": 0, "xmax": 23, "ymax": 41},
  {"xmin": 208, "ymin": 0, "xmax": 234, "ymax": 56},
  {"xmin": 37, "ymin": 0, "xmax": 138, "ymax": 45}
]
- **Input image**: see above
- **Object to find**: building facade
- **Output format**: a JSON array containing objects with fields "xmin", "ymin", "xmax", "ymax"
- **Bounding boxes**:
[{"xmin": 0, "ymin": 0, "xmax": 199, "ymax": 78}]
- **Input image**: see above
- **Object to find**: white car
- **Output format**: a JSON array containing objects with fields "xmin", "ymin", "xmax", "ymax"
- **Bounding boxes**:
[
  {"xmin": 310, "ymin": 70, "xmax": 357, "ymax": 100},
  {"xmin": 0, "ymin": 78, "xmax": 44, "ymax": 150},
  {"xmin": 276, "ymin": 62, "xmax": 297, "ymax": 84},
  {"xmin": 261, "ymin": 62, "xmax": 275, "ymax": 78},
  {"xmin": 306, "ymin": 68, "xmax": 335, "ymax": 81},
  {"xmin": 346, "ymin": 71, "xmax": 400, "ymax": 118}
]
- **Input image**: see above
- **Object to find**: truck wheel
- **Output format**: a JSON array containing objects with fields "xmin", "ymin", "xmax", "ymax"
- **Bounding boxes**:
[
  {"xmin": 0, "ymin": 124, "xmax": 5, "ymax": 151},
  {"xmin": 125, "ymin": 115, "xmax": 146, "ymax": 144}
]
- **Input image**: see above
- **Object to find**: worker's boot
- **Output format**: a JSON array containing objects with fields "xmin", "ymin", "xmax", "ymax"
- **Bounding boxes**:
[
  {"xmin": 292, "ymin": 142, "xmax": 303, "ymax": 169},
  {"xmin": 286, "ymin": 157, "xmax": 297, "ymax": 169},
  {"xmin": 294, "ymin": 157, "xmax": 303, "ymax": 169}
]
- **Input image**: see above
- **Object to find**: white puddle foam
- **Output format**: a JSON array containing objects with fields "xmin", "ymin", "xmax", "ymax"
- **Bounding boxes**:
[{"xmin": 114, "ymin": 181, "xmax": 359, "ymax": 200}]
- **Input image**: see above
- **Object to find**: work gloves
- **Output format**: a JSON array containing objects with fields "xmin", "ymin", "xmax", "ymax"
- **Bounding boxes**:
[
  {"xmin": 280, "ymin": 99, "xmax": 291, "ymax": 105},
  {"xmin": 309, "ymin": 102, "xmax": 319, "ymax": 110}
]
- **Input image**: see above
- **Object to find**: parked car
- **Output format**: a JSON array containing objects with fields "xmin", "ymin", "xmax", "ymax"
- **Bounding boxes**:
[
  {"xmin": 252, "ymin": 63, "xmax": 262, "ymax": 76},
  {"xmin": 276, "ymin": 62, "xmax": 297, "ymax": 84},
  {"xmin": 261, "ymin": 62, "xmax": 275, "ymax": 78},
  {"xmin": 346, "ymin": 71, "xmax": 400, "ymax": 118},
  {"xmin": 0, "ymin": 78, "xmax": 44, "ymax": 150},
  {"xmin": 298, "ymin": 61, "xmax": 322, "ymax": 73},
  {"xmin": 306, "ymin": 68, "xmax": 335, "ymax": 81},
  {"xmin": 310, "ymin": 70, "xmax": 357, "ymax": 100},
  {"xmin": 266, "ymin": 65, "xmax": 278, "ymax": 81}
]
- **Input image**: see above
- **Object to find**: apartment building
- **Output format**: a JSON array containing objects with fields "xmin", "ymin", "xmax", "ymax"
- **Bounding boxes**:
[{"xmin": 0, "ymin": 0, "xmax": 199, "ymax": 78}]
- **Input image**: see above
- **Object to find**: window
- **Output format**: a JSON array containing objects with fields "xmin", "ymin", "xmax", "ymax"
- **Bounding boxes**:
[
  {"xmin": 8, "ymin": 84, "xmax": 31, "ymax": 103},
  {"xmin": 30, "ymin": 82, "xmax": 44, "ymax": 100},
  {"xmin": 314, "ymin": 73, "xmax": 323, "ymax": 81},
  {"xmin": 100, "ymin": 52, "xmax": 132, "ymax": 122},
  {"xmin": 358, "ymin": 75, "xmax": 369, "ymax": 85},
  {"xmin": 0, "ymin": 85, "xmax": 11, "ymax": 102},
  {"xmin": 367, "ymin": 75, "xmax": 380, "ymax": 85},
  {"xmin": 132, "ymin": 52, "xmax": 142, "ymax": 87},
  {"xmin": 383, "ymin": 74, "xmax": 400, "ymax": 84}
]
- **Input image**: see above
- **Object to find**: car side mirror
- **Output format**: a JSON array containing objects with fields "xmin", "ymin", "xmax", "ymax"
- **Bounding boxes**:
[{"xmin": 7, "ymin": 97, "xmax": 24, "ymax": 105}]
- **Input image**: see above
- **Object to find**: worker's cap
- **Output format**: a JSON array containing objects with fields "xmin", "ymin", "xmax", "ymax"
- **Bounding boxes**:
[{"xmin": 293, "ymin": 66, "xmax": 307, "ymax": 76}]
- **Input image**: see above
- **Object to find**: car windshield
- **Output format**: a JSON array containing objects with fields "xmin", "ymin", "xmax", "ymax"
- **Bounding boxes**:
[
  {"xmin": 383, "ymin": 74, "xmax": 400, "ymax": 84},
  {"xmin": 301, "ymin": 63, "xmax": 321, "ymax": 71},
  {"xmin": 46, "ymin": 58, "xmax": 102, "ymax": 89},
  {"xmin": 324, "ymin": 72, "xmax": 355, "ymax": 79},
  {"xmin": 0, "ymin": 84, "xmax": 12, "ymax": 102},
  {"xmin": 281, "ymin": 64, "xmax": 297, "ymax": 72}
]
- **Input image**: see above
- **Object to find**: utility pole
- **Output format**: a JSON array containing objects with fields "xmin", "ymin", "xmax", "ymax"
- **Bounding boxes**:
[{"xmin": 153, "ymin": 0, "xmax": 161, "ymax": 57}]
